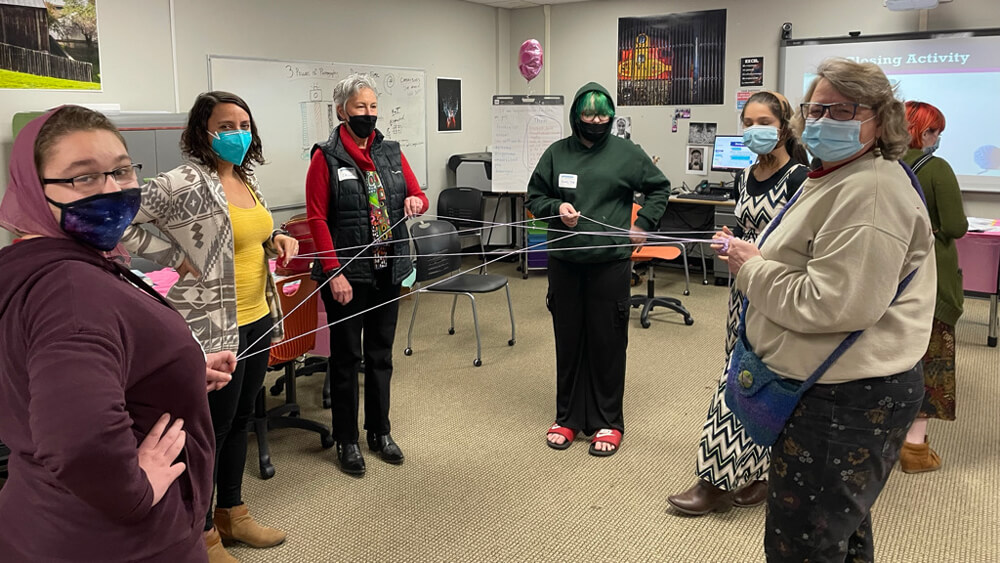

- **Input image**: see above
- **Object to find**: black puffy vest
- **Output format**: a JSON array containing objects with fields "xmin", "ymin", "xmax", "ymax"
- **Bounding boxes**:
[{"xmin": 310, "ymin": 126, "xmax": 413, "ymax": 286}]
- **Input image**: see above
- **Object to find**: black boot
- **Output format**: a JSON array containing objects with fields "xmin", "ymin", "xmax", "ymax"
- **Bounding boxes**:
[
  {"xmin": 336, "ymin": 442, "xmax": 366, "ymax": 475},
  {"xmin": 367, "ymin": 432, "xmax": 405, "ymax": 465}
]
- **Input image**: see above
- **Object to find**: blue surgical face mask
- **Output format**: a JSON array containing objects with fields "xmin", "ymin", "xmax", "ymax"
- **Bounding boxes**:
[
  {"xmin": 742, "ymin": 125, "xmax": 780, "ymax": 155},
  {"xmin": 924, "ymin": 135, "xmax": 941, "ymax": 155},
  {"xmin": 801, "ymin": 116, "xmax": 875, "ymax": 163},
  {"xmin": 209, "ymin": 130, "xmax": 252, "ymax": 165},
  {"xmin": 45, "ymin": 188, "xmax": 142, "ymax": 251}
]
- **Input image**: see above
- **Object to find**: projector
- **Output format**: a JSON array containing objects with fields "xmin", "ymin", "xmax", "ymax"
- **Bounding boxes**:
[{"xmin": 885, "ymin": 0, "xmax": 939, "ymax": 10}]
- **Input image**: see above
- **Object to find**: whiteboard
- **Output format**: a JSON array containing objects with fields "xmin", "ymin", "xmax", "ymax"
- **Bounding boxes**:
[
  {"xmin": 208, "ymin": 55, "xmax": 427, "ymax": 207},
  {"xmin": 491, "ymin": 95, "xmax": 565, "ymax": 193}
]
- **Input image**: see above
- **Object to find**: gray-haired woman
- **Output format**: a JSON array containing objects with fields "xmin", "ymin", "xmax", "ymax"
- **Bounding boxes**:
[
  {"xmin": 305, "ymin": 74, "xmax": 428, "ymax": 477},
  {"xmin": 715, "ymin": 58, "xmax": 935, "ymax": 561}
]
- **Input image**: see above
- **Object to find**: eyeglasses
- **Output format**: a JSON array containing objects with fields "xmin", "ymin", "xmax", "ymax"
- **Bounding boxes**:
[
  {"xmin": 800, "ymin": 102, "xmax": 871, "ymax": 121},
  {"xmin": 43, "ymin": 163, "xmax": 143, "ymax": 189}
]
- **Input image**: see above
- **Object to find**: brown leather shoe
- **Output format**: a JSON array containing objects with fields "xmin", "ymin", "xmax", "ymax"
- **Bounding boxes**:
[
  {"xmin": 214, "ymin": 503, "xmax": 286, "ymax": 548},
  {"xmin": 899, "ymin": 438, "xmax": 942, "ymax": 474},
  {"xmin": 732, "ymin": 480, "xmax": 768, "ymax": 508},
  {"xmin": 667, "ymin": 479, "xmax": 734, "ymax": 516},
  {"xmin": 204, "ymin": 528, "xmax": 238, "ymax": 563}
]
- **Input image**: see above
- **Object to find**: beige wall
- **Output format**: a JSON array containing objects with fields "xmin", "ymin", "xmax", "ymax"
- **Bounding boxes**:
[
  {"xmin": 508, "ymin": 0, "xmax": 1000, "ymax": 217},
  {"xmin": 0, "ymin": 0, "xmax": 501, "ymax": 244}
]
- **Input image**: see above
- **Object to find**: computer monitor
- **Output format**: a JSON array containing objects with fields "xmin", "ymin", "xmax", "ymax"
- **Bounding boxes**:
[{"xmin": 711, "ymin": 135, "xmax": 755, "ymax": 173}]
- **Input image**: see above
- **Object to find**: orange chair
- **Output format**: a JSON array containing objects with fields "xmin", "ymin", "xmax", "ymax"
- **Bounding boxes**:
[
  {"xmin": 251, "ymin": 273, "xmax": 334, "ymax": 479},
  {"xmin": 630, "ymin": 204, "xmax": 694, "ymax": 328}
]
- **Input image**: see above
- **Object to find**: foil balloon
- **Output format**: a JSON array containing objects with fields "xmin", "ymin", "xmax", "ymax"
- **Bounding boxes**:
[{"xmin": 519, "ymin": 39, "xmax": 543, "ymax": 82}]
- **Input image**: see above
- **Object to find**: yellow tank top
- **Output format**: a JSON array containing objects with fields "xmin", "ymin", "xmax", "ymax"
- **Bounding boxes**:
[{"xmin": 228, "ymin": 186, "xmax": 273, "ymax": 326}]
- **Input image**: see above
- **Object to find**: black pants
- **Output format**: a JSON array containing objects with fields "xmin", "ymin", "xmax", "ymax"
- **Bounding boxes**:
[
  {"xmin": 546, "ymin": 257, "xmax": 631, "ymax": 435},
  {"xmin": 765, "ymin": 365, "xmax": 924, "ymax": 562},
  {"xmin": 320, "ymin": 270, "xmax": 400, "ymax": 444},
  {"xmin": 205, "ymin": 313, "xmax": 273, "ymax": 530}
]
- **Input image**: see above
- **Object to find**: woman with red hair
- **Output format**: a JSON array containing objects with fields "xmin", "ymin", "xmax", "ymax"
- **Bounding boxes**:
[{"xmin": 901, "ymin": 101, "xmax": 968, "ymax": 473}]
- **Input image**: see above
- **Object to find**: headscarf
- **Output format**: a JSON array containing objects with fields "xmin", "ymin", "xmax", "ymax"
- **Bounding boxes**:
[
  {"xmin": 0, "ymin": 106, "xmax": 130, "ymax": 260},
  {"xmin": 0, "ymin": 108, "xmax": 65, "ymax": 240}
]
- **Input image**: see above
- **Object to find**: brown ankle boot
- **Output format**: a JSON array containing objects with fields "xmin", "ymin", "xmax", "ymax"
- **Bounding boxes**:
[
  {"xmin": 899, "ymin": 438, "xmax": 942, "ymax": 474},
  {"xmin": 732, "ymin": 480, "xmax": 768, "ymax": 508},
  {"xmin": 204, "ymin": 528, "xmax": 239, "ymax": 563},
  {"xmin": 213, "ymin": 504, "xmax": 287, "ymax": 548},
  {"xmin": 667, "ymin": 479, "xmax": 734, "ymax": 516}
]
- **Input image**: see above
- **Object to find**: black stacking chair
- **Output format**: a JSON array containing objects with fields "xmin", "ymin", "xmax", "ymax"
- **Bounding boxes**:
[
  {"xmin": 437, "ymin": 187, "xmax": 487, "ymax": 272},
  {"xmin": 403, "ymin": 220, "xmax": 515, "ymax": 367}
]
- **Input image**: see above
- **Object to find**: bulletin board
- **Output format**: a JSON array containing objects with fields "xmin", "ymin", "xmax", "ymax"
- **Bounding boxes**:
[{"xmin": 208, "ymin": 55, "xmax": 427, "ymax": 207}]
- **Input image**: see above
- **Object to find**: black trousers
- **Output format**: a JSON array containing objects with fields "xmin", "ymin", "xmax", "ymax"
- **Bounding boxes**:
[
  {"xmin": 205, "ymin": 313, "xmax": 273, "ymax": 530},
  {"xmin": 320, "ymin": 270, "xmax": 400, "ymax": 444},
  {"xmin": 765, "ymin": 365, "xmax": 924, "ymax": 562},
  {"xmin": 546, "ymin": 257, "xmax": 631, "ymax": 435}
]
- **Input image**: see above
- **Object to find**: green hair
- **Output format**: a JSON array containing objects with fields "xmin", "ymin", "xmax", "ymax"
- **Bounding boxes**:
[{"xmin": 575, "ymin": 91, "xmax": 614, "ymax": 119}]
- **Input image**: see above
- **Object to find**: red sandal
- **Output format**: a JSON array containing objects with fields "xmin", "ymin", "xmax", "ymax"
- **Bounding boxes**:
[
  {"xmin": 589, "ymin": 428, "xmax": 622, "ymax": 457},
  {"xmin": 546, "ymin": 423, "xmax": 577, "ymax": 450}
]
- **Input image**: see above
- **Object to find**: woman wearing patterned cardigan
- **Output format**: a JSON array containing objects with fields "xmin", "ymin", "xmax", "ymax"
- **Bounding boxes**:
[
  {"xmin": 899, "ymin": 101, "xmax": 968, "ymax": 473},
  {"xmin": 121, "ymin": 92, "xmax": 297, "ymax": 563},
  {"xmin": 667, "ymin": 91, "xmax": 809, "ymax": 516}
]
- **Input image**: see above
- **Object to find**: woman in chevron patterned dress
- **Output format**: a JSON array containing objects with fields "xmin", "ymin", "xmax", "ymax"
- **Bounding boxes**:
[{"xmin": 667, "ymin": 91, "xmax": 809, "ymax": 516}]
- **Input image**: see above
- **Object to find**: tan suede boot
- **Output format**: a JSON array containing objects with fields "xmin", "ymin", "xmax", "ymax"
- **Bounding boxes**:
[
  {"xmin": 899, "ymin": 438, "xmax": 942, "ymax": 473},
  {"xmin": 214, "ymin": 504, "xmax": 286, "ymax": 548},
  {"xmin": 204, "ymin": 527, "xmax": 239, "ymax": 563}
]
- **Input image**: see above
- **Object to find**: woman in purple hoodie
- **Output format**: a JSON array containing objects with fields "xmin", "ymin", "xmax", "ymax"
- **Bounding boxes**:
[{"xmin": 0, "ymin": 106, "xmax": 232, "ymax": 561}]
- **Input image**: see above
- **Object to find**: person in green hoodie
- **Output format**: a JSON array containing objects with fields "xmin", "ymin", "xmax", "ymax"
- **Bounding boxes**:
[
  {"xmin": 900, "ymin": 100, "xmax": 968, "ymax": 473},
  {"xmin": 526, "ymin": 82, "xmax": 671, "ymax": 457}
]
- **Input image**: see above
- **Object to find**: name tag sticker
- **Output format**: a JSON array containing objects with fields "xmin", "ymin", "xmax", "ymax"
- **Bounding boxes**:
[
  {"xmin": 337, "ymin": 168, "xmax": 359, "ymax": 182},
  {"xmin": 558, "ymin": 174, "xmax": 578, "ymax": 189}
]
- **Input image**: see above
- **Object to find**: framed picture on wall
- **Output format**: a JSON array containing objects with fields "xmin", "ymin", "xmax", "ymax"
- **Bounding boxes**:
[
  {"xmin": 612, "ymin": 116, "xmax": 631, "ymax": 139},
  {"xmin": 437, "ymin": 77, "xmax": 462, "ymax": 132},
  {"xmin": 0, "ymin": 0, "xmax": 102, "ymax": 90},
  {"xmin": 686, "ymin": 145, "xmax": 708, "ymax": 175}
]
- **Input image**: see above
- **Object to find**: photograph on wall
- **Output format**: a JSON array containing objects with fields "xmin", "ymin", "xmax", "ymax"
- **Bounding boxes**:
[
  {"xmin": 686, "ymin": 146, "xmax": 709, "ymax": 175},
  {"xmin": 687, "ymin": 121, "xmax": 717, "ymax": 145},
  {"xmin": 437, "ymin": 77, "xmax": 462, "ymax": 132},
  {"xmin": 740, "ymin": 57, "xmax": 764, "ymax": 87},
  {"xmin": 0, "ymin": 0, "xmax": 101, "ymax": 90},
  {"xmin": 612, "ymin": 116, "xmax": 631, "ymax": 139},
  {"xmin": 616, "ymin": 9, "xmax": 727, "ymax": 106}
]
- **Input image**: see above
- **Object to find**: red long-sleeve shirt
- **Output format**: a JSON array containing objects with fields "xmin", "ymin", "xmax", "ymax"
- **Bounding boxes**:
[{"xmin": 305, "ymin": 126, "xmax": 428, "ymax": 272}]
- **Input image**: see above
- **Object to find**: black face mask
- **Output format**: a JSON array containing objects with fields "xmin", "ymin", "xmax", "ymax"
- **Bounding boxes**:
[
  {"xmin": 578, "ymin": 120, "xmax": 611, "ymax": 143},
  {"xmin": 346, "ymin": 114, "xmax": 377, "ymax": 139}
]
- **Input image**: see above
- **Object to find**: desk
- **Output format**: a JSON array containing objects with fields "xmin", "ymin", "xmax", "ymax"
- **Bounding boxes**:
[
  {"xmin": 955, "ymin": 230, "xmax": 1000, "ymax": 347},
  {"xmin": 669, "ymin": 195, "xmax": 736, "ymax": 208},
  {"xmin": 666, "ymin": 197, "xmax": 735, "ymax": 285}
]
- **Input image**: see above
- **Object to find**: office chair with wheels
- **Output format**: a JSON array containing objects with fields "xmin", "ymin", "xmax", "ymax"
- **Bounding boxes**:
[
  {"xmin": 251, "ymin": 274, "xmax": 334, "ymax": 479},
  {"xmin": 630, "ymin": 204, "xmax": 694, "ymax": 328},
  {"xmin": 404, "ymin": 220, "xmax": 515, "ymax": 367},
  {"xmin": 437, "ymin": 187, "xmax": 487, "ymax": 272}
]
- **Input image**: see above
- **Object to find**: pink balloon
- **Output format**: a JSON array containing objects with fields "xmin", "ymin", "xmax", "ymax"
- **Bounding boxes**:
[{"xmin": 519, "ymin": 39, "xmax": 543, "ymax": 82}]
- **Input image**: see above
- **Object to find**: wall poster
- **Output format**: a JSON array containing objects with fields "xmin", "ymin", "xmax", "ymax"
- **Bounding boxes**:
[{"xmin": 617, "ymin": 9, "xmax": 727, "ymax": 106}]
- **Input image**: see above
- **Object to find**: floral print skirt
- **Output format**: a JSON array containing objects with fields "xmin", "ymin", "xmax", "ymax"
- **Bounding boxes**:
[{"xmin": 920, "ymin": 318, "xmax": 957, "ymax": 420}]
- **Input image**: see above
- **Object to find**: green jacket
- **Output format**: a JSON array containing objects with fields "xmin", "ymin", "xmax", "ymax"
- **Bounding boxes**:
[
  {"xmin": 903, "ymin": 148, "xmax": 968, "ymax": 326},
  {"xmin": 526, "ymin": 82, "xmax": 671, "ymax": 263}
]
